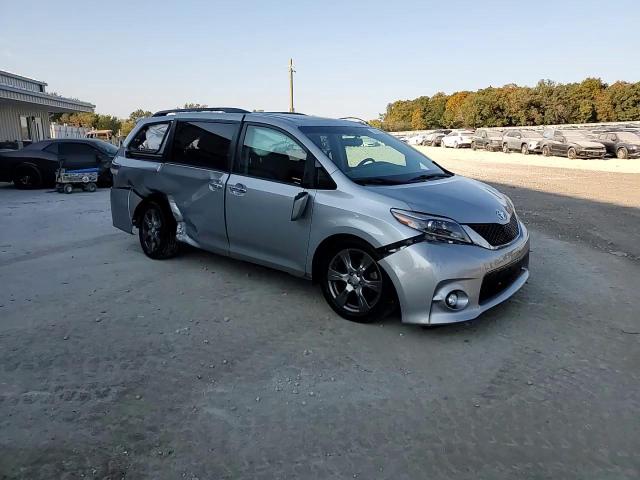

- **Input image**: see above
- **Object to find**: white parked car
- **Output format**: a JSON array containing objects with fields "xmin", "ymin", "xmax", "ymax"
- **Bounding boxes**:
[
  {"xmin": 407, "ymin": 134, "xmax": 427, "ymax": 146},
  {"xmin": 441, "ymin": 130, "xmax": 475, "ymax": 149}
]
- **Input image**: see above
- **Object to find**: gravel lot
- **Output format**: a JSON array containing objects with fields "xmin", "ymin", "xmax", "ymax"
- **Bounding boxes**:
[{"xmin": 1, "ymin": 151, "xmax": 639, "ymax": 479}]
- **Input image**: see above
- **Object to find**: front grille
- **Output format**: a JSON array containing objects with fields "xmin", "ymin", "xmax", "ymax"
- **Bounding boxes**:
[
  {"xmin": 479, "ymin": 252, "xmax": 529, "ymax": 304},
  {"xmin": 467, "ymin": 215, "xmax": 519, "ymax": 247}
]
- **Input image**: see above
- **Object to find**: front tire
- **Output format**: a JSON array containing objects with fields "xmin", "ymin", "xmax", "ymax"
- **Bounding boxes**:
[
  {"xmin": 320, "ymin": 242, "xmax": 392, "ymax": 323},
  {"xmin": 617, "ymin": 147, "xmax": 629, "ymax": 159},
  {"xmin": 542, "ymin": 145, "xmax": 551, "ymax": 157},
  {"xmin": 471, "ymin": 142, "xmax": 477, "ymax": 151},
  {"xmin": 503, "ymin": 143, "xmax": 509, "ymax": 154},
  {"xmin": 521, "ymin": 143, "xmax": 529, "ymax": 155},
  {"xmin": 567, "ymin": 147, "xmax": 577, "ymax": 159},
  {"xmin": 138, "ymin": 201, "xmax": 179, "ymax": 259}
]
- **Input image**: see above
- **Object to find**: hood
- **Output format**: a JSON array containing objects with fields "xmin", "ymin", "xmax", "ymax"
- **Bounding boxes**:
[
  {"xmin": 367, "ymin": 175, "xmax": 513, "ymax": 224},
  {"xmin": 570, "ymin": 140, "xmax": 605, "ymax": 148}
]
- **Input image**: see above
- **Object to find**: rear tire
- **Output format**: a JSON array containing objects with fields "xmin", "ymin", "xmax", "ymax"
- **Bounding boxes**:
[
  {"xmin": 567, "ymin": 147, "xmax": 577, "ymax": 159},
  {"xmin": 617, "ymin": 147, "xmax": 629, "ymax": 159},
  {"xmin": 454, "ymin": 142, "xmax": 459, "ymax": 149},
  {"xmin": 503, "ymin": 143, "xmax": 509, "ymax": 154},
  {"xmin": 13, "ymin": 164, "xmax": 42, "ymax": 189},
  {"xmin": 521, "ymin": 144, "xmax": 529, "ymax": 155},
  {"xmin": 542, "ymin": 145, "xmax": 551, "ymax": 157},
  {"xmin": 138, "ymin": 200, "xmax": 179, "ymax": 259},
  {"xmin": 319, "ymin": 241, "xmax": 394, "ymax": 323},
  {"xmin": 87, "ymin": 182, "xmax": 97, "ymax": 192},
  {"xmin": 471, "ymin": 142, "xmax": 477, "ymax": 151}
]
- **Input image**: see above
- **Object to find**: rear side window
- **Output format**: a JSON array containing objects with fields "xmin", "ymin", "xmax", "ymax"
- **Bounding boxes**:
[
  {"xmin": 171, "ymin": 121, "xmax": 237, "ymax": 170},
  {"xmin": 128, "ymin": 123, "xmax": 170, "ymax": 154},
  {"xmin": 235, "ymin": 125, "xmax": 307, "ymax": 185}
]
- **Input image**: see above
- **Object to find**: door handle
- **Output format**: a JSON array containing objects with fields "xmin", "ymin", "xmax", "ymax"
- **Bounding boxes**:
[
  {"xmin": 209, "ymin": 179, "xmax": 224, "ymax": 191},
  {"xmin": 228, "ymin": 183, "xmax": 247, "ymax": 196}
]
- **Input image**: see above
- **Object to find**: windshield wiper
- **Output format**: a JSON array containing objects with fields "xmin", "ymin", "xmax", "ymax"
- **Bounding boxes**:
[
  {"xmin": 352, "ymin": 177, "xmax": 403, "ymax": 186},
  {"xmin": 406, "ymin": 173, "xmax": 451, "ymax": 183}
]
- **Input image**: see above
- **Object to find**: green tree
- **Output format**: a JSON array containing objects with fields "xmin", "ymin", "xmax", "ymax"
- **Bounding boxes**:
[{"xmin": 129, "ymin": 109, "xmax": 152, "ymax": 122}]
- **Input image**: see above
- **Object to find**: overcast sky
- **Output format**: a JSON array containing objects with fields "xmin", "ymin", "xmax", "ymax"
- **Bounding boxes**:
[{"xmin": 1, "ymin": 0, "xmax": 638, "ymax": 120}]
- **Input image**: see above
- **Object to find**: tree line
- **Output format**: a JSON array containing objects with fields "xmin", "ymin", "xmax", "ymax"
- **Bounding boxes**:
[
  {"xmin": 51, "ymin": 103, "xmax": 208, "ymax": 137},
  {"xmin": 370, "ymin": 78, "xmax": 640, "ymax": 132}
]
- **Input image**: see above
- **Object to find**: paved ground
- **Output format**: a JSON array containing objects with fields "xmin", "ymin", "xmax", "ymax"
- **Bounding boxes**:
[{"xmin": 1, "ymin": 151, "xmax": 639, "ymax": 479}]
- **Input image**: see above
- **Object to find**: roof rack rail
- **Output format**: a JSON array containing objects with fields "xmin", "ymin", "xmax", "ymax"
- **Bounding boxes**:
[
  {"xmin": 152, "ymin": 107, "xmax": 250, "ymax": 117},
  {"xmin": 259, "ymin": 111, "xmax": 307, "ymax": 115},
  {"xmin": 340, "ymin": 117, "xmax": 370, "ymax": 125}
]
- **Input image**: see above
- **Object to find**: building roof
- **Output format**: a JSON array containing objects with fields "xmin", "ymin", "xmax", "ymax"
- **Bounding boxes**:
[
  {"xmin": 0, "ymin": 70, "xmax": 47, "ymax": 86},
  {"xmin": 0, "ymin": 70, "xmax": 94, "ymax": 113}
]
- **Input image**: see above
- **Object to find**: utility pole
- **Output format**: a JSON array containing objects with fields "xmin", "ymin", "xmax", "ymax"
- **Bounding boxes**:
[{"xmin": 288, "ymin": 58, "xmax": 295, "ymax": 113}]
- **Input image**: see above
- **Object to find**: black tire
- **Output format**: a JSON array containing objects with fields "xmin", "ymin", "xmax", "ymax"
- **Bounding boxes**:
[
  {"xmin": 319, "ymin": 240, "xmax": 394, "ymax": 323},
  {"xmin": 87, "ymin": 183, "xmax": 97, "ymax": 192},
  {"xmin": 503, "ymin": 143, "xmax": 509, "ymax": 154},
  {"xmin": 567, "ymin": 147, "xmax": 577, "ymax": 160},
  {"xmin": 63, "ymin": 184, "xmax": 74, "ymax": 194},
  {"xmin": 617, "ymin": 147, "xmax": 629, "ymax": 159},
  {"xmin": 485, "ymin": 143, "xmax": 492, "ymax": 151},
  {"xmin": 441, "ymin": 140, "xmax": 446, "ymax": 148},
  {"xmin": 521, "ymin": 143, "xmax": 529, "ymax": 155},
  {"xmin": 138, "ymin": 200, "xmax": 179, "ymax": 260},
  {"xmin": 471, "ymin": 142, "xmax": 477, "ymax": 151},
  {"xmin": 454, "ymin": 142, "xmax": 459, "ymax": 149},
  {"xmin": 542, "ymin": 145, "xmax": 551, "ymax": 157},
  {"xmin": 13, "ymin": 164, "xmax": 42, "ymax": 189}
]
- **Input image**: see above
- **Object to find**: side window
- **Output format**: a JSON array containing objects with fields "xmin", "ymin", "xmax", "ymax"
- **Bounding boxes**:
[
  {"xmin": 59, "ymin": 142, "xmax": 98, "ymax": 168},
  {"xmin": 315, "ymin": 162, "xmax": 336, "ymax": 190},
  {"xmin": 128, "ymin": 123, "xmax": 170, "ymax": 155},
  {"xmin": 171, "ymin": 121, "xmax": 238, "ymax": 170},
  {"xmin": 235, "ymin": 126, "xmax": 307, "ymax": 185}
]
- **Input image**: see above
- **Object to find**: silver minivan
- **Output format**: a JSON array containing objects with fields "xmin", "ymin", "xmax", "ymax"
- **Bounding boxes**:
[{"xmin": 110, "ymin": 109, "xmax": 529, "ymax": 325}]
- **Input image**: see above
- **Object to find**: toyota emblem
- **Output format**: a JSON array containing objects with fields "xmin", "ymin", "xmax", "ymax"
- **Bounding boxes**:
[{"xmin": 496, "ymin": 210, "xmax": 507, "ymax": 221}]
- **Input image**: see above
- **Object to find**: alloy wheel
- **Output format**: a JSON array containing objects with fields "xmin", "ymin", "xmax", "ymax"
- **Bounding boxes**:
[
  {"xmin": 327, "ymin": 248, "xmax": 382, "ymax": 314},
  {"xmin": 142, "ymin": 208, "xmax": 162, "ymax": 253}
]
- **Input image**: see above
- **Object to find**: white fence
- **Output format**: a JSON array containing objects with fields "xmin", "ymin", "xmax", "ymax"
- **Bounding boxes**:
[{"xmin": 50, "ymin": 123, "xmax": 91, "ymax": 139}]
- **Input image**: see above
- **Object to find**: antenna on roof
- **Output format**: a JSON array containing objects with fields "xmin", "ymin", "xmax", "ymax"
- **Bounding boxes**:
[{"xmin": 288, "ymin": 59, "xmax": 296, "ymax": 113}]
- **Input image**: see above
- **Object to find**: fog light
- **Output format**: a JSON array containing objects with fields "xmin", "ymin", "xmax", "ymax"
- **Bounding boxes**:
[
  {"xmin": 444, "ymin": 290, "xmax": 469, "ymax": 310},
  {"xmin": 445, "ymin": 292, "xmax": 458, "ymax": 307}
]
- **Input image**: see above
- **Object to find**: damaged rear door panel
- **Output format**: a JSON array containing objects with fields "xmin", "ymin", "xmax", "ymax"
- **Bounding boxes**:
[{"xmin": 159, "ymin": 120, "xmax": 240, "ymax": 254}]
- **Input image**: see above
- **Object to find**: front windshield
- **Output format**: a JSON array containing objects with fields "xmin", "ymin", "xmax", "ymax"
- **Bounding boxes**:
[
  {"xmin": 95, "ymin": 140, "xmax": 119, "ymax": 156},
  {"xmin": 564, "ymin": 131, "xmax": 589, "ymax": 140},
  {"xmin": 618, "ymin": 132, "xmax": 640, "ymax": 142},
  {"xmin": 300, "ymin": 125, "xmax": 447, "ymax": 185}
]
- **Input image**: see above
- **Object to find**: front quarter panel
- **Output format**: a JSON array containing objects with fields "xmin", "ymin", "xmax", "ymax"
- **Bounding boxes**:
[{"xmin": 306, "ymin": 184, "xmax": 417, "ymax": 276}]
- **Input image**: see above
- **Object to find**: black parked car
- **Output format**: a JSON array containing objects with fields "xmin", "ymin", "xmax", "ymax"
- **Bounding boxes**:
[
  {"xmin": 0, "ymin": 139, "xmax": 118, "ymax": 189},
  {"xmin": 594, "ymin": 131, "xmax": 640, "ymax": 159},
  {"xmin": 540, "ymin": 129, "xmax": 606, "ymax": 159}
]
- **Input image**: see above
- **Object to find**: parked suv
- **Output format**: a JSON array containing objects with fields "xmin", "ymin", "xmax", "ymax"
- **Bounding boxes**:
[
  {"xmin": 471, "ymin": 129, "xmax": 504, "ymax": 152},
  {"xmin": 540, "ymin": 129, "xmax": 606, "ymax": 159},
  {"xmin": 501, "ymin": 129, "xmax": 543, "ymax": 155},
  {"xmin": 111, "ymin": 109, "xmax": 529, "ymax": 325},
  {"xmin": 594, "ymin": 131, "xmax": 640, "ymax": 159},
  {"xmin": 441, "ymin": 130, "xmax": 474, "ymax": 149}
]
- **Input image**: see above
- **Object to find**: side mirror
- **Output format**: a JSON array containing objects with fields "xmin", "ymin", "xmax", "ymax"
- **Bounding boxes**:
[{"xmin": 291, "ymin": 191, "xmax": 309, "ymax": 221}]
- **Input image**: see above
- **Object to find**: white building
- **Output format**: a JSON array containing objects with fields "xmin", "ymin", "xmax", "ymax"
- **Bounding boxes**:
[{"xmin": 0, "ymin": 70, "xmax": 94, "ymax": 145}]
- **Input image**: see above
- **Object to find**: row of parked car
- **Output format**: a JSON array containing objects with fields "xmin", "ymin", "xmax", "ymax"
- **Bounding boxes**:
[{"xmin": 402, "ymin": 125, "xmax": 640, "ymax": 160}]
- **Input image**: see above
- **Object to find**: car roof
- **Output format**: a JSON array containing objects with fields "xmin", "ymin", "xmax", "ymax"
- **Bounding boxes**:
[{"xmin": 142, "ymin": 111, "xmax": 367, "ymax": 129}]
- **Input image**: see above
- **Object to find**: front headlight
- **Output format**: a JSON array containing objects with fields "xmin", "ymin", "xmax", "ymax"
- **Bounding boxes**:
[
  {"xmin": 391, "ymin": 209, "xmax": 472, "ymax": 244},
  {"xmin": 528, "ymin": 141, "xmax": 539, "ymax": 148}
]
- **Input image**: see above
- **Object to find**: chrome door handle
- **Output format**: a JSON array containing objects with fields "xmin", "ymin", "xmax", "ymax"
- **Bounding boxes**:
[
  {"xmin": 209, "ymin": 179, "xmax": 224, "ymax": 191},
  {"xmin": 228, "ymin": 183, "xmax": 247, "ymax": 196}
]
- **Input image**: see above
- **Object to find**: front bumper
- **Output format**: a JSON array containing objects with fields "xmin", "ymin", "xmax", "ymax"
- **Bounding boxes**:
[
  {"xmin": 379, "ymin": 222, "xmax": 530, "ymax": 325},
  {"xmin": 577, "ymin": 150, "xmax": 606, "ymax": 159}
]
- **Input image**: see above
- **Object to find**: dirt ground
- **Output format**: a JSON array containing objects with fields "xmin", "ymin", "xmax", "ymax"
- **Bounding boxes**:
[{"xmin": 0, "ymin": 150, "xmax": 639, "ymax": 479}]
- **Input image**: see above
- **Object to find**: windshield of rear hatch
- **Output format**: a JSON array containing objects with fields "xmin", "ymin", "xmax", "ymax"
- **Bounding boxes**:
[{"xmin": 299, "ymin": 125, "xmax": 446, "ymax": 184}]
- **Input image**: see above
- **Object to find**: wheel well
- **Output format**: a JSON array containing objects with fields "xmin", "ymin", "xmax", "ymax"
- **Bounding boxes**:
[
  {"xmin": 132, "ymin": 192, "xmax": 171, "ymax": 228},
  {"xmin": 311, "ymin": 234, "xmax": 375, "ymax": 284}
]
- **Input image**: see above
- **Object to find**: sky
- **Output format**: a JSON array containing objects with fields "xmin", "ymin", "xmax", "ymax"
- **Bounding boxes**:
[{"xmin": 1, "ymin": 0, "xmax": 639, "ymax": 120}]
